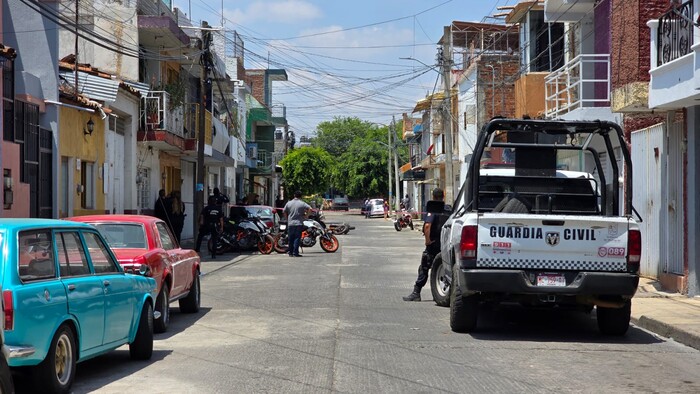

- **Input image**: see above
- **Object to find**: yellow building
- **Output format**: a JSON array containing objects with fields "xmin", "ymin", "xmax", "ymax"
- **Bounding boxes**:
[{"xmin": 57, "ymin": 98, "xmax": 107, "ymax": 217}]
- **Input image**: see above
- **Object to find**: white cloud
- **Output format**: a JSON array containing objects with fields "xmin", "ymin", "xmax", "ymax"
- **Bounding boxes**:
[{"xmin": 223, "ymin": 1, "xmax": 322, "ymax": 24}]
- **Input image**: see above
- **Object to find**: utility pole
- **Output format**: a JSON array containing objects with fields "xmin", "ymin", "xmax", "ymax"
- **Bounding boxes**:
[
  {"xmin": 387, "ymin": 123, "xmax": 392, "ymax": 216},
  {"xmin": 194, "ymin": 21, "xmax": 211, "ymax": 239},
  {"xmin": 74, "ymin": 0, "xmax": 79, "ymax": 100},
  {"xmin": 392, "ymin": 115, "xmax": 400, "ymax": 213},
  {"xmin": 441, "ymin": 25, "xmax": 455, "ymax": 203}
]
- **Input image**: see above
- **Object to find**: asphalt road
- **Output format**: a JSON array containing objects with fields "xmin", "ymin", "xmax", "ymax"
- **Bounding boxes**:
[{"xmin": 13, "ymin": 211, "xmax": 700, "ymax": 393}]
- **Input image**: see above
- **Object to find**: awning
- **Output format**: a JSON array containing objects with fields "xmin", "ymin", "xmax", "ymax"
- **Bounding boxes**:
[
  {"xmin": 412, "ymin": 92, "xmax": 445, "ymax": 113},
  {"xmin": 399, "ymin": 162, "xmax": 412, "ymax": 173},
  {"xmin": 59, "ymin": 70, "xmax": 120, "ymax": 103},
  {"xmin": 416, "ymin": 178, "xmax": 438, "ymax": 184},
  {"xmin": 123, "ymin": 80, "xmax": 151, "ymax": 97}
]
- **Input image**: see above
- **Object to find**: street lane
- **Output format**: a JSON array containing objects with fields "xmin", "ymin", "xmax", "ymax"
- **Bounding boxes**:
[{"xmin": 13, "ymin": 211, "xmax": 700, "ymax": 393}]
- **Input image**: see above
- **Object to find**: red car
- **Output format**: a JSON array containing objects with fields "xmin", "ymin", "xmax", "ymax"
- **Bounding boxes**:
[{"xmin": 67, "ymin": 215, "xmax": 201, "ymax": 333}]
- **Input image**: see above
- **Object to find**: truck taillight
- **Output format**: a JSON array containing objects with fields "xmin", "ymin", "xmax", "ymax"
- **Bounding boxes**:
[
  {"xmin": 460, "ymin": 225, "xmax": 478, "ymax": 263},
  {"xmin": 627, "ymin": 229, "xmax": 641, "ymax": 270},
  {"xmin": 3, "ymin": 290, "xmax": 13, "ymax": 331}
]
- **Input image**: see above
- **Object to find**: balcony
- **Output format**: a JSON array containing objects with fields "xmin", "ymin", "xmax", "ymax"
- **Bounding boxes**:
[
  {"xmin": 544, "ymin": 54, "xmax": 611, "ymax": 119},
  {"xmin": 138, "ymin": 91, "xmax": 186, "ymax": 152},
  {"xmin": 648, "ymin": 0, "xmax": 700, "ymax": 109}
]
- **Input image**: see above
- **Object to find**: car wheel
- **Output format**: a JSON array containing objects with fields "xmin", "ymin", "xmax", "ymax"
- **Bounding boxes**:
[
  {"xmin": 179, "ymin": 273, "xmax": 201, "ymax": 313},
  {"xmin": 129, "ymin": 302, "xmax": 154, "ymax": 360},
  {"xmin": 449, "ymin": 268, "xmax": 478, "ymax": 333},
  {"xmin": 0, "ymin": 346, "xmax": 13, "ymax": 394},
  {"xmin": 33, "ymin": 324, "xmax": 76, "ymax": 393},
  {"xmin": 153, "ymin": 285, "xmax": 170, "ymax": 334},
  {"xmin": 430, "ymin": 255, "xmax": 450, "ymax": 307},
  {"xmin": 597, "ymin": 299, "xmax": 631, "ymax": 336}
]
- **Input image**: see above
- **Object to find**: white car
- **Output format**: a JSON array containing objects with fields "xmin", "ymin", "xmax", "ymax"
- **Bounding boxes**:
[{"xmin": 366, "ymin": 198, "xmax": 385, "ymax": 218}]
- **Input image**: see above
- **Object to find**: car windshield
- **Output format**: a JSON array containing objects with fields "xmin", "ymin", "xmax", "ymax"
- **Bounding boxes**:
[
  {"xmin": 245, "ymin": 207, "xmax": 273, "ymax": 218},
  {"xmin": 333, "ymin": 198, "xmax": 348, "ymax": 203},
  {"xmin": 93, "ymin": 223, "xmax": 147, "ymax": 249}
]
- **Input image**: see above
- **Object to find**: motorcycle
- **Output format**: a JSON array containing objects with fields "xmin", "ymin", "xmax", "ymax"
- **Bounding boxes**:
[
  {"xmin": 273, "ymin": 210, "xmax": 339, "ymax": 253},
  {"xmin": 208, "ymin": 215, "xmax": 275, "ymax": 255},
  {"xmin": 327, "ymin": 222, "xmax": 355, "ymax": 235},
  {"xmin": 394, "ymin": 210, "xmax": 414, "ymax": 231}
]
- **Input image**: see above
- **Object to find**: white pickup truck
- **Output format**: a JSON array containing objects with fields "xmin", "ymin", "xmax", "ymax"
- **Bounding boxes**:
[{"xmin": 431, "ymin": 119, "xmax": 641, "ymax": 335}]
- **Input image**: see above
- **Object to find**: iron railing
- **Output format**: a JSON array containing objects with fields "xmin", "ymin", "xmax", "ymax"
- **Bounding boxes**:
[
  {"xmin": 141, "ymin": 91, "xmax": 184, "ymax": 138},
  {"xmin": 544, "ymin": 54, "xmax": 611, "ymax": 118},
  {"xmin": 657, "ymin": 0, "xmax": 695, "ymax": 66}
]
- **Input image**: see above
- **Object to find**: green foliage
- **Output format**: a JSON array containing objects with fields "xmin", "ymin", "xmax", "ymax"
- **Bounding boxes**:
[
  {"xmin": 332, "ymin": 125, "xmax": 391, "ymax": 197},
  {"xmin": 279, "ymin": 147, "xmax": 334, "ymax": 196},
  {"xmin": 313, "ymin": 117, "xmax": 373, "ymax": 158}
]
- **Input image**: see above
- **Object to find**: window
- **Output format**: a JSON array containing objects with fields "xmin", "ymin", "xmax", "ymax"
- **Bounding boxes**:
[
  {"xmin": 156, "ymin": 222, "xmax": 175, "ymax": 250},
  {"xmin": 137, "ymin": 168, "xmax": 150, "ymax": 210},
  {"xmin": 94, "ymin": 223, "xmax": 147, "ymax": 249},
  {"xmin": 82, "ymin": 232, "xmax": 119, "ymax": 274},
  {"xmin": 81, "ymin": 161, "xmax": 95, "ymax": 209},
  {"xmin": 56, "ymin": 232, "xmax": 89, "ymax": 276},
  {"xmin": 19, "ymin": 230, "xmax": 55, "ymax": 281},
  {"xmin": 2, "ymin": 58, "xmax": 14, "ymax": 142}
]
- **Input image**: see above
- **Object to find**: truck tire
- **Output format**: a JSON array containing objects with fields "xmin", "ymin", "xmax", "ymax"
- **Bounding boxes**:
[
  {"xmin": 430, "ymin": 254, "xmax": 450, "ymax": 307},
  {"xmin": 449, "ymin": 267, "xmax": 478, "ymax": 333},
  {"xmin": 597, "ymin": 299, "xmax": 631, "ymax": 336}
]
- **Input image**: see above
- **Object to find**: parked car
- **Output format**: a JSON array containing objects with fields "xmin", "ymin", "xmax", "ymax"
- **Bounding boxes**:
[
  {"xmin": 243, "ymin": 205, "xmax": 276, "ymax": 229},
  {"xmin": 67, "ymin": 215, "xmax": 201, "ymax": 333},
  {"xmin": 1, "ymin": 219, "xmax": 156, "ymax": 393},
  {"xmin": 0, "ymin": 291, "xmax": 14, "ymax": 394},
  {"xmin": 331, "ymin": 197, "xmax": 350, "ymax": 211},
  {"xmin": 366, "ymin": 198, "xmax": 385, "ymax": 218}
]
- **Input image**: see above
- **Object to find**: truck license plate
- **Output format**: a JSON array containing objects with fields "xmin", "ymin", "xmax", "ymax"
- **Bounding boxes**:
[{"xmin": 537, "ymin": 274, "xmax": 566, "ymax": 287}]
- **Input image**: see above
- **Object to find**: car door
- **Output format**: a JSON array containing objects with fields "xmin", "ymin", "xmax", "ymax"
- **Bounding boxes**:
[
  {"xmin": 55, "ymin": 230, "xmax": 106, "ymax": 352},
  {"xmin": 81, "ymin": 231, "xmax": 134, "ymax": 345},
  {"xmin": 13, "ymin": 230, "xmax": 70, "ymax": 357},
  {"xmin": 155, "ymin": 222, "xmax": 190, "ymax": 297}
]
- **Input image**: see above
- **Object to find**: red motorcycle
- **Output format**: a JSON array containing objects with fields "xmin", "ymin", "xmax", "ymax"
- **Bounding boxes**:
[{"xmin": 394, "ymin": 210, "xmax": 414, "ymax": 231}]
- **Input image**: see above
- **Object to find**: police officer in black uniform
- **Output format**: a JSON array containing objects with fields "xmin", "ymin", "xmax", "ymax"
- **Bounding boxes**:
[
  {"xmin": 403, "ymin": 187, "xmax": 447, "ymax": 301},
  {"xmin": 195, "ymin": 195, "xmax": 224, "ymax": 259}
]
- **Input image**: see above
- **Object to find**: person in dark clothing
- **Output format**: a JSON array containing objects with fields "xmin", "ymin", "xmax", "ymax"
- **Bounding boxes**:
[
  {"xmin": 169, "ymin": 190, "xmax": 186, "ymax": 245},
  {"xmin": 211, "ymin": 187, "xmax": 230, "ymax": 211},
  {"xmin": 195, "ymin": 195, "xmax": 224, "ymax": 259},
  {"xmin": 403, "ymin": 187, "xmax": 446, "ymax": 301},
  {"xmin": 154, "ymin": 189, "xmax": 173, "ymax": 231},
  {"xmin": 283, "ymin": 190, "xmax": 311, "ymax": 257}
]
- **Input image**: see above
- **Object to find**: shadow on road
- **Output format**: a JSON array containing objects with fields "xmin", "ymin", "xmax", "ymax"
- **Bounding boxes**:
[{"xmin": 467, "ymin": 304, "xmax": 663, "ymax": 345}]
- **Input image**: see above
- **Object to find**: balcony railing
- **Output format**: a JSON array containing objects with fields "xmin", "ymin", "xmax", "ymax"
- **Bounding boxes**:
[
  {"xmin": 544, "ymin": 54, "xmax": 611, "ymax": 118},
  {"xmin": 141, "ymin": 91, "xmax": 184, "ymax": 138},
  {"xmin": 656, "ymin": 0, "xmax": 695, "ymax": 66}
]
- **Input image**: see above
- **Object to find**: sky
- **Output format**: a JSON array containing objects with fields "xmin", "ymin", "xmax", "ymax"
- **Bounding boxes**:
[{"xmin": 172, "ymin": 0, "xmax": 516, "ymax": 137}]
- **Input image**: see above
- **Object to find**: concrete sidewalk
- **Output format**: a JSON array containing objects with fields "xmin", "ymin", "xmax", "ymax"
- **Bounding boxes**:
[{"xmin": 632, "ymin": 278, "xmax": 700, "ymax": 350}]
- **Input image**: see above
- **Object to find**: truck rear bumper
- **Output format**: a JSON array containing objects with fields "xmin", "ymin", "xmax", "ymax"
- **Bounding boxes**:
[{"xmin": 458, "ymin": 269, "xmax": 639, "ymax": 297}]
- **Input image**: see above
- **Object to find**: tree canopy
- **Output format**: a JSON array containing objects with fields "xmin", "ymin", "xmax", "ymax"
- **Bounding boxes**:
[{"xmin": 279, "ymin": 147, "xmax": 334, "ymax": 196}]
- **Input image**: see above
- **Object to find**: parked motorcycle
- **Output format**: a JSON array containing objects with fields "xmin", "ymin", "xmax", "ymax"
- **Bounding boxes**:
[
  {"xmin": 273, "ymin": 210, "xmax": 339, "ymax": 253},
  {"xmin": 208, "ymin": 215, "xmax": 274, "ymax": 254},
  {"xmin": 394, "ymin": 210, "xmax": 414, "ymax": 231}
]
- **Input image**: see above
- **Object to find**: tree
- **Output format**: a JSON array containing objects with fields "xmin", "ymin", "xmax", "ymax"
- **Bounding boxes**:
[
  {"xmin": 279, "ymin": 147, "xmax": 334, "ymax": 196},
  {"xmin": 313, "ymin": 117, "xmax": 375, "ymax": 158},
  {"xmin": 332, "ymin": 125, "xmax": 391, "ymax": 197}
]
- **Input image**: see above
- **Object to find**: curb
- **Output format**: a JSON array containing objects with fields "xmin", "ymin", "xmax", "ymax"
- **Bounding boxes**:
[{"xmin": 631, "ymin": 315, "xmax": 700, "ymax": 351}]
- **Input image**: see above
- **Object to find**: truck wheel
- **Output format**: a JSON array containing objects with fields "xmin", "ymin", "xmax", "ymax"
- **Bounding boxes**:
[
  {"xmin": 597, "ymin": 299, "xmax": 631, "ymax": 336},
  {"xmin": 430, "ymin": 255, "xmax": 450, "ymax": 307},
  {"xmin": 449, "ymin": 267, "xmax": 477, "ymax": 333}
]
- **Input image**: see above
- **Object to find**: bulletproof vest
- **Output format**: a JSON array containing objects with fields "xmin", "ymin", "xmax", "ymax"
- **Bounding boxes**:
[
  {"xmin": 425, "ymin": 200, "xmax": 450, "ymax": 243},
  {"xmin": 204, "ymin": 206, "xmax": 221, "ymax": 225}
]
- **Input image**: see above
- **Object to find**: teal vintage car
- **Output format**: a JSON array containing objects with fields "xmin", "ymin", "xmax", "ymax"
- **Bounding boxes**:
[{"xmin": 0, "ymin": 219, "xmax": 156, "ymax": 393}]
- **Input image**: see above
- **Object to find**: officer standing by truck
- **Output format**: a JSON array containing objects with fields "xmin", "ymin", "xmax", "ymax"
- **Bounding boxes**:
[{"xmin": 403, "ymin": 187, "xmax": 446, "ymax": 301}]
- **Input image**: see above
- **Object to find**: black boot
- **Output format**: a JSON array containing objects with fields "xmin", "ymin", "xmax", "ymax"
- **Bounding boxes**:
[{"xmin": 402, "ymin": 286, "xmax": 421, "ymax": 301}]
